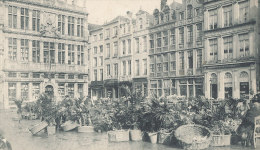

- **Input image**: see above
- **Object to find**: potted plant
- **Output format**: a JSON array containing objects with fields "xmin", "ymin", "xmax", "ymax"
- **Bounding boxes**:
[{"xmin": 73, "ymin": 97, "xmax": 94, "ymax": 133}]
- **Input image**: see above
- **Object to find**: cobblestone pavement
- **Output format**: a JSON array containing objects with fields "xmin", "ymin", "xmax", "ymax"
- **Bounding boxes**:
[{"xmin": 0, "ymin": 110, "xmax": 255, "ymax": 150}]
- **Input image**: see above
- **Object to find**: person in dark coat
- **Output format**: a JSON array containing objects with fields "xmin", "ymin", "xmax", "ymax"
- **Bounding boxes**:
[
  {"xmin": 237, "ymin": 94, "xmax": 260, "ymax": 146},
  {"xmin": 0, "ymin": 129, "xmax": 12, "ymax": 150}
]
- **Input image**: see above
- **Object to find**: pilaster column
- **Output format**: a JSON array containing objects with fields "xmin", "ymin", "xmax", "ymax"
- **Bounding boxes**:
[
  {"xmin": 233, "ymin": 34, "xmax": 238, "ymax": 59},
  {"xmin": 55, "ymin": 42, "xmax": 58, "ymax": 64},
  {"xmin": 40, "ymin": 41, "xmax": 44, "ymax": 63},
  {"xmin": 233, "ymin": 2, "xmax": 239, "ymax": 25},
  {"xmin": 218, "ymin": 37, "xmax": 223, "ymax": 62},
  {"xmin": 176, "ymin": 80, "xmax": 180, "ymax": 96},
  {"xmin": 74, "ymin": 83, "xmax": 78, "ymax": 98},
  {"xmin": 249, "ymin": 32, "xmax": 254, "ymax": 56},
  {"xmin": 64, "ymin": 44, "xmax": 68, "ymax": 64},
  {"xmin": 29, "ymin": 40, "xmax": 32, "ymax": 62},
  {"xmin": 204, "ymin": 38, "xmax": 209, "ymax": 63},
  {"xmin": 17, "ymin": 39, "xmax": 21, "ymax": 62},
  {"xmin": 204, "ymin": 9, "xmax": 208, "ymax": 31},
  {"xmin": 218, "ymin": 6, "xmax": 223, "ymax": 28},
  {"xmin": 218, "ymin": 72, "xmax": 224, "ymax": 99},
  {"xmin": 3, "ymin": 82, "xmax": 8, "ymax": 109},
  {"xmin": 233, "ymin": 70, "xmax": 239, "ymax": 99},
  {"xmin": 29, "ymin": 10, "xmax": 32, "ymax": 30},
  {"xmin": 17, "ymin": 7, "xmax": 20, "ymax": 29}
]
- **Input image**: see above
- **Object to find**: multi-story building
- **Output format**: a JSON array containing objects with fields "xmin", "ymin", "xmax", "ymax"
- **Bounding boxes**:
[
  {"xmin": 203, "ymin": 0, "xmax": 260, "ymax": 99},
  {"xmin": 88, "ymin": 24, "xmax": 104, "ymax": 99},
  {"xmin": 132, "ymin": 10, "xmax": 152, "ymax": 97},
  {"xmin": 149, "ymin": 0, "xmax": 204, "ymax": 98},
  {"xmin": 0, "ymin": 0, "xmax": 89, "ymax": 109}
]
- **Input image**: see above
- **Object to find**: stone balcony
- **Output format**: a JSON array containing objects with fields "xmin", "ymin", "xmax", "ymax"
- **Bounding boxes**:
[{"xmin": 3, "ymin": 60, "xmax": 88, "ymax": 74}]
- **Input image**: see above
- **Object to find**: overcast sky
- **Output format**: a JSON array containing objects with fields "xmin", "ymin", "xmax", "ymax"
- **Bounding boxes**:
[{"xmin": 83, "ymin": 0, "xmax": 182, "ymax": 25}]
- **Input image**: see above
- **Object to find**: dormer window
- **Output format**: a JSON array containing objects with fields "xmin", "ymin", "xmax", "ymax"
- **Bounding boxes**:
[{"xmin": 139, "ymin": 18, "xmax": 143, "ymax": 29}]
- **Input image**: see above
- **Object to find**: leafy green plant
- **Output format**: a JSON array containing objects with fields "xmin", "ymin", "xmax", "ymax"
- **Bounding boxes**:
[{"xmin": 14, "ymin": 99, "xmax": 23, "ymax": 114}]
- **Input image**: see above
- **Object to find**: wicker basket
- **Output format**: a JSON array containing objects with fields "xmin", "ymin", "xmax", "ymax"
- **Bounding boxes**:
[
  {"xmin": 174, "ymin": 124, "xmax": 212, "ymax": 150},
  {"xmin": 211, "ymin": 134, "xmax": 231, "ymax": 146},
  {"xmin": 29, "ymin": 121, "xmax": 48, "ymax": 135},
  {"xmin": 158, "ymin": 131, "xmax": 172, "ymax": 145},
  {"xmin": 108, "ymin": 130, "xmax": 130, "ymax": 142}
]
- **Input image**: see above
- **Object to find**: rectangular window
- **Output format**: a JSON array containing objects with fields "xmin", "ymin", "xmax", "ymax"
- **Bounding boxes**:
[
  {"xmin": 128, "ymin": 39, "xmax": 131, "ymax": 54},
  {"xmin": 143, "ymin": 59, "xmax": 147, "ymax": 75},
  {"xmin": 100, "ymin": 69, "xmax": 103, "ymax": 81},
  {"xmin": 179, "ymin": 52, "xmax": 184, "ymax": 70},
  {"xmin": 99, "ymin": 33, "xmax": 103, "ymax": 40},
  {"xmin": 21, "ymin": 83, "xmax": 29, "ymax": 101},
  {"xmin": 136, "ymin": 38, "xmax": 140, "ymax": 53},
  {"xmin": 94, "ymin": 69, "xmax": 97, "ymax": 81},
  {"xmin": 107, "ymin": 64, "xmax": 110, "ymax": 76},
  {"xmin": 123, "ymin": 61, "xmax": 126, "ymax": 75},
  {"xmin": 8, "ymin": 72, "xmax": 17, "ymax": 78},
  {"xmin": 77, "ymin": 18, "xmax": 84, "ymax": 37},
  {"xmin": 20, "ymin": 39, "xmax": 29, "ymax": 62},
  {"xmin": 68, "ymin": 44, "xmax": 75, "ymax": 64},
  {"xmin": 58, "ymin": 43, "xmax": 65, "ymax": 64},
  {"xmin": 157, "ymin": 55, "xmax": 163, "ymax": 72},
  {"xmin": 196, "ymin": 23, "xmax": 202, "ymax": 42},
  {"xmin": 58, "ymin": 15, "xmax": 65, "ymax": 35},
  {"xmin": 122, "ymin": 40, "xmax": 126, "ymax": 55},
  {"xmin": 58, "ymin": 83, "xmax": 65, "ymax": 99},
  {"xmin": 94, "ymin": 47, "xmax": 97, "ymax": 54},
  {"xmin": 21, "ymin": 73, "xmax": 29, "ymax": 78},
  {"xmin": 32, "ymin": 83, "xmax": 40, "ymax": 100},
  {"xmin": 135, "ymin": 60, "xmax": 140, "ymax": 76},
  {"xmin": 100, "ymin": 45, "xmax": 103, "ymax": 53},
  {"xmin": 239, "ymin": 33, "xmax": 249, "ymax": 57},
  {"xmin": 106, "ymin": 29, "xmax": 110, "ymax": 39},
  {"xmin": 68, "ymin": 83, "xmax": 74, "ymax": 98},
  {"xmin": 113, "ymin": 26, "xmax": 118, "ymax": 36},
  {"xmin": 239, "ymin": 1, "xmax": 249, "ymax": 23},
  {"xmin": 58, "ymin": 74, "xmax": 65, "ymax": 79},
  {"xmin": 180, "ymin": 79, "xmax": 187, "ymax": 96},
  {"xmin": 43, "ymin": 42, "xmax": 55, "ymax": 64},
  {"xmin": 32, "ymin": 40, "xmax": 40, "ymax": 63},
  {"xmin": 143, "ymin": 36, "xmax": 147, "ymax": 52},
  {"xmin": 187, "ymin": 26, "xmax": 193, "ymax": 43},
  {"xmin": 32, "ymin": 10, "xmax": 40, "ymax": 32},
  {"xmin": 170, "ymin": 52, "xmax": 176, "ymax": 71},
  {"xmin": 128, "ymin": 60, "xmax": 131, "ymax": 75},
  {"xmin": 163, "ymin": 54, "xmax": 168, "ymax": 72},
  {"xmin": 209, "ymin": 39, "xmax": 218, "ymax": 61},
  {"xmin": 68, "ymin": 16, "xmax": 75, "ymax": 36},
  {"xmin": 94, "ymin": 57, "xmax": 97, "ymax": 67},
  {"xmin": 33, "ymin": 73, "xmax": 40, "ymax": 78},
  {"xmin": 179, "ymin": 27, "xmax": 184, "ymax": 48},
  {"xmin": 114, "ymin": 63, "xmax": 118, "ymax": 77},
  {"xmin": 224, "ymin": 6, "xmax": 232, "ymax": 27},
  {"xmin": 209, "ymin": 9, "xmax": 218, "ymax": 29},
  {"xmin": 8, "ymin": 38, "xmax": 17, "ymax": 61},
  {"xmin": 99, "ymin": 56, "xmax": 103, "ymax": 66},
  {"xmin": 77, "ymin": 45, "xmax": 84, "ymax": 65},
  {"xmin": 170, "ymin": 28, "xmax": 176, "ymax": 46},
  {"xmin": 150, "ymin": 56, "xmax": 155, "ymax": 73},
  {"xmin": 20, "ymin": 8, "xmax": 29, "ymax": 30},
  {"xmin": 106, "ymin": 43, "xmax": 110, "ymax": 58},
  {"xmin": 163, "ymin": 31, "xmax": 168, "ymax": 47},
  {"xmin": 8, "ymin": 6, "xmax": 17, "ymax": 28},
  {"xmin": 188, "ymin": 51, "xmax": 193, "ymax": 69},
  {"xmin": 223, "ymin": 36, "xmax": 233, "ymax": 59},
  {"xmin": 114, "ymin": 42, "xmax": 118, "ymax": 57},
  {"xmin": 150, "ymin": 34, "xmax": 154, "ymax": 49},
  {"xmin": 8, "ymin": 83, "xmax": 16, "ymax": 102},
  {"xmin": 156, "ymin": 32, "xmax": 162, "ymax": 48},
  {"xmin": 78, "ymin": 84, "xmax": 83, "ymax": 98},
  {"xmin": 179, "ymin": 12, "xmax": 184, "ymax": 20},
  {"xmin": 197, "ymin": 49, "xmax": 202, "ymax": 68}
]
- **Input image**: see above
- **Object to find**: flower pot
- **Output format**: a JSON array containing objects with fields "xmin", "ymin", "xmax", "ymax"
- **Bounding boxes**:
[
  {"xmin": 108, "ymin": 130, "xmax": 129, "ymax": 142},
  {"xmin": 158, "ymin": 131, "xmax": 172, "ymax": 145},
  {"xmin": 61, "ymin": 121, "xmax": 79, "ymax": 132},
  {"xmin": 148, "ymin": 132, "xmax": 158, "ymax": 144},
  {"xmin": 29, "ymin": 121, "xmax": 48, "ymax": 135},
  {"xmin": 47, "ymin": 126, "xmax": 56, "ymax": 135},
  {"xmin": 211, "ymin": 134, "xmax": 231, "ymax": 146},
  {"xmin": 78, "ymin": 126, "xmax": 94, "ymax": 133},
  {"xmin": 129, "ymin": 130, "xmax": 142, "ymax": 141}
]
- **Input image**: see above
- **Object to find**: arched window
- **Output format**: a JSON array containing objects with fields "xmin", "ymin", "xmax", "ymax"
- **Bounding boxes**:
[
  {"xmin": 224, "ymin": 72, "xmax": 232, "ymax": 99},
  {"xmin": 187, "ymin": 5, "xmax": 193, "ymax": 19},
  {"xmin": 239, "ymin": 71, "xmax": 249, "ymax": 99},
  {"xmin": 153, "ymin": 9, "xmax": 159, "ymax": 25},
  {"xmin": 171, "ymin": 10, "xmax": 176, "ymax": 20}
]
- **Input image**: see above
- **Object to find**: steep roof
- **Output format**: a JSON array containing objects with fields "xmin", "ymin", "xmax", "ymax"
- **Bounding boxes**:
[{"xmin": 88, "ymin": 23, "xmax": 102, "ymax": 31}]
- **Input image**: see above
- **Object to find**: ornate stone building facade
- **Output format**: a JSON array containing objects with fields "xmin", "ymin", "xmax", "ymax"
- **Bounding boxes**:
[
  {"xmin": 148, "ymin": 0, "xmax": 204, "ymax": 98},
  {"xmin": 203, "ymin": 0, "xmax": 260, "ymax": 99},
  {"xmin": 0, "ymin": 0, "xmax": 89, "ymax": 109}
]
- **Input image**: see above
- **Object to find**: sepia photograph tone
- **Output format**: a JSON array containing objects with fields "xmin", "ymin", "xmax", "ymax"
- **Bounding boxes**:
[{"xmin": 0, "ymin": 0, "xmax": 260, "ymax": 150}]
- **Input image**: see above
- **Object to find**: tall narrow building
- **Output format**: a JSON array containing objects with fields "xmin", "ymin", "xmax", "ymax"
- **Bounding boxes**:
[
  {"xmin": 0, "ymin": 0, "xmax": 89, "ymax": 109},
  {"xmin": 148, "ymin": 0, "xmax": 204, "ymax": 98}
]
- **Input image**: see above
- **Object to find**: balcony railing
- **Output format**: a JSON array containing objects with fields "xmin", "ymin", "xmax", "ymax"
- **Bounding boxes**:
[{"xmin": 3, "ymin": 60, "xmax": 88, "ymax": 74}]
